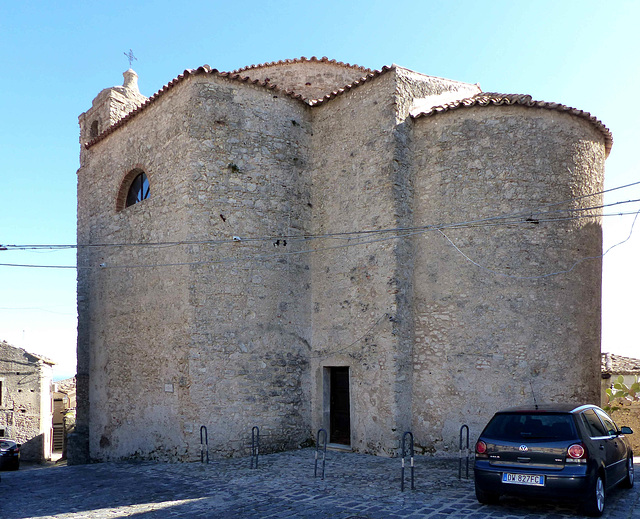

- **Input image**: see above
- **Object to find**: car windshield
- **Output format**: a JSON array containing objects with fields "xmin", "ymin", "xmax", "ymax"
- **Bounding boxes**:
[{"xmin": 483, "ymin": 413, "xmax": 576, "ymax": 441}]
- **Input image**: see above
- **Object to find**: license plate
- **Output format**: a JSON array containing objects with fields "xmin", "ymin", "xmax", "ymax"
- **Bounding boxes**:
[{"xmin": 502, "ymin": 473, "xmax": 545, "ymax": 486}]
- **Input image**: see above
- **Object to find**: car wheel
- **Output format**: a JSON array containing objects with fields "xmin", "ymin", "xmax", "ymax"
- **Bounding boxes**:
[
  {"xmin": 475, "ymin": 486, "xmax": 500, "ymax": 505},
  {"xmin": 622, "ymin": 456, "xmax": 634, "ymax": 489},
  {"xmin": 583, "ymin": 473, "xmax": 605, "ymax": 517}
]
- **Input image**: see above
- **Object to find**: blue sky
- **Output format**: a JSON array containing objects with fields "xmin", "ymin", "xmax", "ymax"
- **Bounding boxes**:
[{"xmin": 1, "ymin": 1, "xmax": 639, "ymax": 379}]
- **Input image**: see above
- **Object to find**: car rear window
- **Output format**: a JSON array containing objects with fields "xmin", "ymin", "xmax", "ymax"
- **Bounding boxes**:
[{"xmin": 483, "ymin": 413, "xmax": 577, "ymax": 441}]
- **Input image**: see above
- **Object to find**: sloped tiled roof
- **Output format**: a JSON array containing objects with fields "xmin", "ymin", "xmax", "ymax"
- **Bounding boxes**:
[
  {"xmin": 413, "ymin": 92, "xmax": 613, "ymax": 156},
  {"xmin": 0, "ymin": 340, "xmax": 56, "ymax": 365},
  {"xmin": 85, "ymin": 66, "xmax": 612, "ymax": 157},
  {"xmin": 602, "ymin": 352, "xmax": 640, "ymax": 375},
  {"xmin": 55, "ymin": 376, "xmax": 76, "ymax": 393},
  {"xmin": 85, "ymin": 61, "xmax": 392, "ymax": 149},
  {"xmin": 231, "ymin": 55, "xmax": 374, "ymax": 75},
  {"xmin": 85, "ymin": 66, "xmax": 276, "ymax": 148}
]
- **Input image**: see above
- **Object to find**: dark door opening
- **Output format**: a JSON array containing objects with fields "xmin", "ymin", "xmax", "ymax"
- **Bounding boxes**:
[{"xmin": 329, "ymin": 367, "xmax": 351, "ymax": 445}]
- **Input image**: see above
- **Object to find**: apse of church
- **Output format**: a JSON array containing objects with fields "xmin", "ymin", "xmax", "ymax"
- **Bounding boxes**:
[{"xmin": 73, "ymin": 57, "xmax": 609, "ymax": 463}]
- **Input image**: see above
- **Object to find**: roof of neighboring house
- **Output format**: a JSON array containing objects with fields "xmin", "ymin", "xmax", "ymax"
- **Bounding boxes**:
[
  {"xmin": 601, "ymin": 352, "xmax": 640, "ymax": 375},
  {"xmin": 0, "ymin": 340, "xmax": 56, "ymax": 366},
  {"xmin": 54, "ymin": 377, "xmax": 76, "ymax": 394},
  {"xmin": 412, "ymin": 92, "xmax": 612, "ymax": 157}
]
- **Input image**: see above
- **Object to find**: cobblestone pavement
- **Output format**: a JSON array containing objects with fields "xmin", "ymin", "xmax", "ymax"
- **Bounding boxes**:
[{"xmin": 2, "ymin": 450, "xmax": 639, "ymax": 518}]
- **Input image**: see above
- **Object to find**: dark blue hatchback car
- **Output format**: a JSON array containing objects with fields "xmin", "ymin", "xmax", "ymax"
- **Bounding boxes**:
[
  {"xmin": 474, "ymin": 404, "xmax": 634, "ymax": 516},
  {"xmin": 0, "ymin": 440, "xmax": 20, "ymax": 471}
]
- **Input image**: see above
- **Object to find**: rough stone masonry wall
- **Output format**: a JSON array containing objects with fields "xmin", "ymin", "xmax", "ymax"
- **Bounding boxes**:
[
  {"xmin": 76, "ymin": 61, "xmax": 610, "ymax": 462},
  {"xmin": 77, "ymin": 82, "xmax": 196, "ymax": 461},
  {"xmin": 309, "ymin": 71, "xmax": 408, "ymax": 455},
  {"xmin": 237, "ymin": 61, "xmax": 372, "ymax": 101},
  {"xmin": 0, "ymin": 344, "xmax": 52, "ymax": 461},
  {"xmin": 180, "ymin": 75, "xmax": 313, "ymax": 457},
  {"xmin": 390, "ymin": 67, "xmax": 485, "ymax": 446},
  {"xmin": 410, "ymin": 105, "xmax": 605, "ymax": 454},
  {"xmin": 78, "ymin": 84, "xmax": 147, "ymax": 149}
]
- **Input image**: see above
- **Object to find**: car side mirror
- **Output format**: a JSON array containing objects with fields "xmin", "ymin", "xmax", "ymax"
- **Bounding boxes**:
[{"xmin": 620, "ymin": 426, "xmax": 633, "ymax": 435}]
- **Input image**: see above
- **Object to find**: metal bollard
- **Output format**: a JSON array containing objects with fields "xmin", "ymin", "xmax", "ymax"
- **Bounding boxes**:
[
  {"xmin": 200, "ymin": 425, "xmax": 209, "ymax": 464},
  {"xmin": 314, "ymin": 428, "xmax": 327, "ymax": 480},
  {"xmin": 401, "ymin": 431, "xmax": 415, "ymax": 491},
  {"xmin": 251, "ymin": 426, "xmax": 260, "ymax": 469},
  {"xmin": 459, "ymin": 424, "xmax": 470, "ymax": 479}
]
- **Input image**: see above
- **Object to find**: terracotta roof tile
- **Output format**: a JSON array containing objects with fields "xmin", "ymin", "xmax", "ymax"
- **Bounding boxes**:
[
  {"xmin": 306, "ymin": 66, "xmax": 393, "ymax": 106},
  {"xmin": 85, "ymin": 62, "xmax": 393, "ymax": 149},
  {"xmin": 85, "ymin": 70, "xmax": 612, "ymax": 157},
  {"xmin": 231, "ymin": 56, "xmax": 374, "ymax": 75},
  {"xmin": 86, "ymin": 66, "xmax": 282, "ymax": 148},
  {"xmin": 602, "ymin": 352, "xmax": 640, "ymax": 374},
  {"xmin": 412, "ymin": 92, "xmax": 613, "ymax": 156}
]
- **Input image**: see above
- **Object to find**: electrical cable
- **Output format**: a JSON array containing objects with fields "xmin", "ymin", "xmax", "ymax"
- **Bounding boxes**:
[
  {"xmin": 438, "ymin": 207, "xmax": 640, "ymax": 280},
  {"xmin": 2, "ymin": 182, "xmax": 640, "ymax": 271},
  {"xmin": 1, "ymin": 207, "xmax": 638, "ymax": 270},
  {"xmin": 4, "ymin": 195, "xmax": 638, "ymax": 254},
  {"xmin": 308, "ymin": 312, "xmax": 390, "ymax": 359},
  {"xmin": 4, "ymin": 180, "xmax": 640, "ymax": 252}
]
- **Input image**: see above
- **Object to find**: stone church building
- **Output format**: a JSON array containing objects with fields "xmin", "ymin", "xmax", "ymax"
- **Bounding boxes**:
[{"xmin": 74, "ymin": 57, "xmax": 611, "ymax": 463}]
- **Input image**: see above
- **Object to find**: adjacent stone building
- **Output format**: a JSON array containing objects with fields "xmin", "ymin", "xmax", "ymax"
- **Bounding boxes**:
[
  {"xmin": 0, "ymin": 340, "xmax": 54, "ymax": 461},
  {"xmin": 75, "ymin": 57, "xmax": 611, "ymax": 463}
]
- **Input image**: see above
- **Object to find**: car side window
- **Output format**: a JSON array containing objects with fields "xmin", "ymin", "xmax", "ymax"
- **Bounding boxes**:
[
  {"xmin": 595, "ymin": 409, "xmax": 618, "ymax": 436},
  {"xmin": 581, "ymin": 409, "xmax": 608, "ymax": 437}
]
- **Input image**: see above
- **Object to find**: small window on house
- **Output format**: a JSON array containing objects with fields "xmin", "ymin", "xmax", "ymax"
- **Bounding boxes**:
[
  {"xmin": 125, "ymin": 172, "xmax": 150, "ymax": 208},
  {"xmin": 90, "ymin": 120, "xmax": 99, "ymax": 139}
]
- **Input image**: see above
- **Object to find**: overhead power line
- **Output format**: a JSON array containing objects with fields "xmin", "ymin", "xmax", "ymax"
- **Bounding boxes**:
[
  {"xmin": 1, "ymin": 207, "xmax": 638, "ymax": 273},
  {"xmin": 4, "ymin": 179, "xmax": 640, "ymax": 251},
  {"xmin": 4, "ymin": 194, "xmax": 639, "ymax": 253},
  {"xmin": 2, "ymin": 181, "xmax": 640, "ymax": 273},
  {"xmin": 439, "ymin": 207, "xmax": 640, "ymax": 280}
]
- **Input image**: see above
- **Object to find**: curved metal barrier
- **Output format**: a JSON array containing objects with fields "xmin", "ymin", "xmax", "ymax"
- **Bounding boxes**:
[
  {"xmin": 314, "ymin": 428, "xmax": 327, "ymax": 480},
  {"xmin": 459, "ymin": 424, "xmax": 470, "ymax": 479},
  {"xmin": 200, "ymin": 425, "xmax": 209, "ymax": 464},
  {"xmin": 251, "ymin": 426, "xmax": 260, "ymax": 469},
  {"xmin": 401, "ymin": 431, "xmax": 415, "ymax": 491}
]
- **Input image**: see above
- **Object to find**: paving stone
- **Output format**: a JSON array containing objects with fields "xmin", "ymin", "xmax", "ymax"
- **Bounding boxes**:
[{"xmin": 1, "ymin": 450, "xmax": 639, "ymax": 518}]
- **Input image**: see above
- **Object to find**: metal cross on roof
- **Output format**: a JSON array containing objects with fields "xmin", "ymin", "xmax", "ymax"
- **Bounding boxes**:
[{"xmin": 124, "ymin": 49, "xmax": 137, "ymax": 68}]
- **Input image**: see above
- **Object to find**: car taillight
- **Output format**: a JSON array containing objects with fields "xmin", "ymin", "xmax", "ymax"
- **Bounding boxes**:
[
  {"xmin": 476, "ymin": 440, "xmax": 487, "ymax": 455},
  {"xmin": 567, "ymin": 443, "xmax": 586, "ymax": 459}
]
